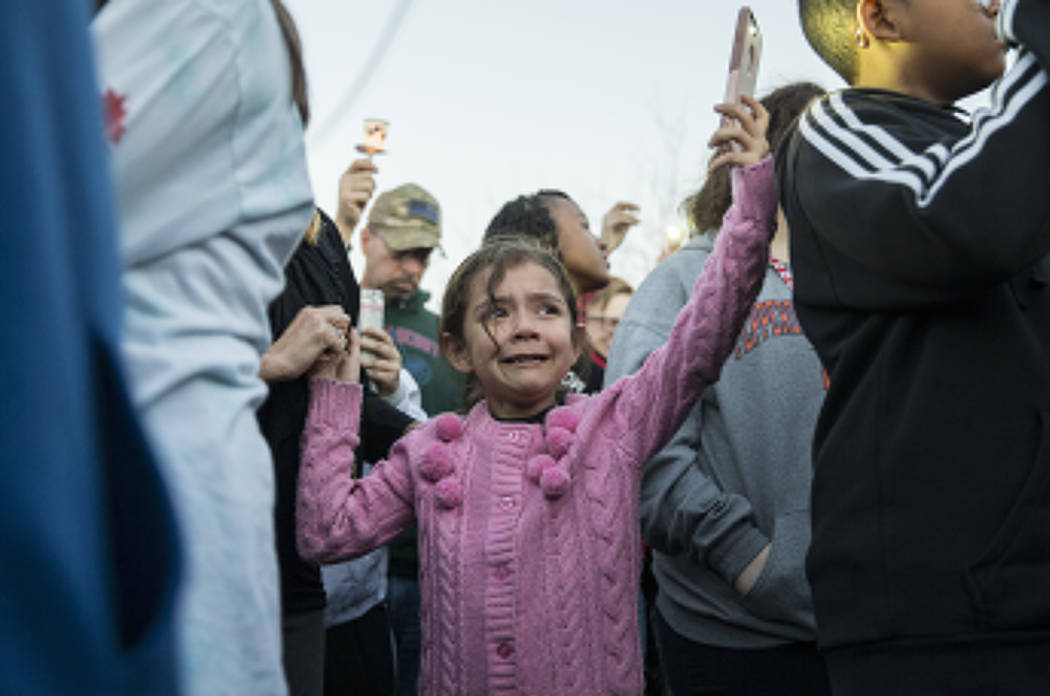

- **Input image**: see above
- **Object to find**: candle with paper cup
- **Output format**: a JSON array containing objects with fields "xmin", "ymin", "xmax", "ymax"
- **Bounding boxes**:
[{"xmin": 356, "ymin": 118, "xmax": 389, "ymax": 156}]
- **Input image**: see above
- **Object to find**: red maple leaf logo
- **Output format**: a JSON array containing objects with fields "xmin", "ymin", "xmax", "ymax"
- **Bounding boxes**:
[{"xmin": 102, "ymin": 88, "xmax": 127, "ymax": 144}]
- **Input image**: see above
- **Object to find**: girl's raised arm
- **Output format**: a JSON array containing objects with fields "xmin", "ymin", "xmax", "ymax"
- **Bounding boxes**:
[{"xmin": 599, "ymin": 97, "xmax": 777, "ymax": 465}]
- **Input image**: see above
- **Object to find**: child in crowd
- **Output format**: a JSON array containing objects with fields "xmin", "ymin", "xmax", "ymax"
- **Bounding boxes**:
[
  {"xmin": 295, "ymin": 98, "xmax": 777, "ymax": 695},
  {"xmin": 781, "ymin": 0, "xmax": 1050, "ymax": 693},
  {"xmin": 484, "ymin": 193, "xmax": 636, "ymax": 393}
]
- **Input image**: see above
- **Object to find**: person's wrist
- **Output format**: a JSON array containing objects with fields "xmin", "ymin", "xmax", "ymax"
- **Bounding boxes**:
[
  {"xmin": 381, "ymin": 376, "xmax": 407, "ymax": 402},
  {"xmin": 335, "ymin": 208, "xmax": 355, "ymax": 226},
  {"xmin": 733, "ymin": 544, "xmax": 770, "ymax": 595},
  {"xmin": 334, "ymin": 206, "xmax": 359, "ymax": 243},
  {"xmin": 260, "ymin": 351, "xmax": 290, "ymax": 382}
]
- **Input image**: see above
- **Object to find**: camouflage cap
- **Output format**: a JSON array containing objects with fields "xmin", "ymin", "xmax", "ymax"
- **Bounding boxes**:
[{"xmin": 367, "ymin": 183, "xmax": 442, "ymax": 251}]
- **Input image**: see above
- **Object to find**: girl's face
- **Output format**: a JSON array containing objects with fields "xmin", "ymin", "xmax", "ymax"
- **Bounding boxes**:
[
  {"xmin": 445, "ymin": 261, "xmax": 580, "ymax": 420},
  {"xmin": 546, "ymin": 198, "xmax": 610, "ymax": 293}
]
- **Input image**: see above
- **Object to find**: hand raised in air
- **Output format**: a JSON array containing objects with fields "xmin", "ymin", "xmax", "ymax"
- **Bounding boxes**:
[{"xmin": 708, "ymin": 95, "xmax": 771, "ymax": 173}]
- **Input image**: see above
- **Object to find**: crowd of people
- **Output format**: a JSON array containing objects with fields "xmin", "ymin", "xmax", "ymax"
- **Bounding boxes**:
[{"xmin": 8, "ymin": 0, "xmax": 1050, "ymax": 695}]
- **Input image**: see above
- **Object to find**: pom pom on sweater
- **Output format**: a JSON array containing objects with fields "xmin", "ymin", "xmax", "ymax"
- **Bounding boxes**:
[
  {"xmin": 546, "ymin": 427, "xmax": 574, "ymax": 459},
  {"xmin": 419, "ymin": 444, "xmax": 454, "ymax": 483},
  {"xmin": 546, "ymin": 406, "xmax": 580, "ymax": 433},
  {"xmin": 540, "ymin": 466, "xmax": 571, "ymax": 499},
  {"xmin": 434, "ymin": 478, "xmax": 463, "ymax": 508},
  {"xmin": 526, "ymin": 454, "xmax": 557, "ymax": 484},
  {"xmin": 435, "ymin": 413, "xmax": 463, "ymax": 442}
]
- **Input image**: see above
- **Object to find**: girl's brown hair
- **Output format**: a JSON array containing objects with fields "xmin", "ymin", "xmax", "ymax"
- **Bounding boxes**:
[
  {"xmin": 440, "ymin": 239, "xmax": 579, "ymax": 410},
  {"xmin": 683, "ymin": 81, "xmax": 825, "ymax": 236}
]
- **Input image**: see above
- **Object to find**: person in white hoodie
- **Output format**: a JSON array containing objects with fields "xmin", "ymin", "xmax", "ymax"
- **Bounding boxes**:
[{"xmin": 91, "ymin": 1, "xmax": 313, "ymax": 693}]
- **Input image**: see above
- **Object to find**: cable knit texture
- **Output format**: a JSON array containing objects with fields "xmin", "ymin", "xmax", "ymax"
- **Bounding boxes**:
[{"xmin": 297, "ymin": 157, "xmax": 775, "ymax": 695}]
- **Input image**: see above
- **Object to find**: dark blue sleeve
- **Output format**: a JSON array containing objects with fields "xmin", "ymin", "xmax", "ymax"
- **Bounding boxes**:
[{"xmin": 0, "ymin": 0, "xmax": 180, "ymax": 692}]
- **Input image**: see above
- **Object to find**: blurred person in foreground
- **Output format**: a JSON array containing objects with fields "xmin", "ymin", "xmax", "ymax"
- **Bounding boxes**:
[
  {"xmin": 92, "ymin": 0, "xmax": 313, "ymax": 692},
  {"xmin": 0, "ymin": 0, "xmax": 179, "ymax": 692},
  {"xmin": 607, "ymin": 82, "xmax": 830, "ymax": 696}
]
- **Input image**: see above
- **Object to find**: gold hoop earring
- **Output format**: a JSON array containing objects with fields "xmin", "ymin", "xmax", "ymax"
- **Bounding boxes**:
[{"xmin": 856, "ymin": 28, "xmax": 870, "ymax": 49}]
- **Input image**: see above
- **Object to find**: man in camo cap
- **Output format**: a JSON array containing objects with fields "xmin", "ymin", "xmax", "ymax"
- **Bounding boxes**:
[
  {"xmin": 359, "ymin": 183, "xmax": 464, "ymax": 696},
  {"xmin": 360, "ymin": 183, "xmax": 442, "ymax": 304}
]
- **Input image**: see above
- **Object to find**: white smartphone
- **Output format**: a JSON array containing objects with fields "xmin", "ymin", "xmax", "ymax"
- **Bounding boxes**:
[
  {"xmin": 358, "ymin": 288, "xmax": 384, "ymax": 361},
  {"xmin": 721, "ymin": 7, "xmax": 763, "ymax": 149}
]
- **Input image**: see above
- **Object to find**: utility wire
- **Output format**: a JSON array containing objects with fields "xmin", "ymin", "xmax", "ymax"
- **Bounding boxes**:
[{"xmin": 306, "ymin": 0, "xmax": 414, "ymax": 145}]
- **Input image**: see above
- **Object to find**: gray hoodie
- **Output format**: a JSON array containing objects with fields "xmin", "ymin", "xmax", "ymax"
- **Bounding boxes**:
[{"xmin": 605, "ymin": 233, "xmax": 825, "ymax": 648}]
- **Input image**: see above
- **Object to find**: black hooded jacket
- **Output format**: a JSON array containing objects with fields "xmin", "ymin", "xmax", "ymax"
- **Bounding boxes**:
[{"xmin": 777, "ymin": 1, "xmax": 1050, "ymax": 650}]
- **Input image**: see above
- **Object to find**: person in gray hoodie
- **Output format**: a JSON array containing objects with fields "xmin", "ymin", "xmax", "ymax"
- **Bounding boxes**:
[{"xmin": 605, "ymin": 81, "xmax": 827, "ymax": 696}]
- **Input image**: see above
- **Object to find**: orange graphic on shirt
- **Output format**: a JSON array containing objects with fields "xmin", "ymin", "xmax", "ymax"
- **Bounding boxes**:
[{"xmin": 733, "ymin": 300, "xmax": 828, "ymax": 390}]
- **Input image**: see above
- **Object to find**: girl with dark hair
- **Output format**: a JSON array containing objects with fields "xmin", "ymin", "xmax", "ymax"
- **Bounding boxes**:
[
  {"xmin": 485, "ymin": 190, "xmax": 618, "ymax": 393},
  {"xmin": 294, "ymin": 99, "xmax": 778, "ymax": 695}
]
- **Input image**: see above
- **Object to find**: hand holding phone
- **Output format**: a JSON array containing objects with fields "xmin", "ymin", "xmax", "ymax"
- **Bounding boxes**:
[{"xmin": 708, "ymin": 95, "xmax": 771, "ymax": 172}]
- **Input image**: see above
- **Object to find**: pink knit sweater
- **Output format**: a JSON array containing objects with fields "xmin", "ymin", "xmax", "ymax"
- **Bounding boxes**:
[{"xmin": 298, "ymin": 158, "xmax": 777, "ymax": 695}]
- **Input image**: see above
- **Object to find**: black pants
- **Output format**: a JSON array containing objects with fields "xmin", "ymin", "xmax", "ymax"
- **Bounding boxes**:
[
  {"xmin": 654, "ymin": 609, "xmax": 831, "ymax": 696},
  {"xmin": 323, "ymin": 602, "xmax": 395, "ymax": 696},
  {"xmin": 825, "ymin": 637, "xmax": 1050, "ymax": 696},
  {"xmin": 283, "ymin": 609, "xmax": 326, "ymax": 696}
]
